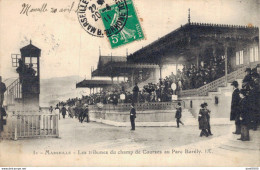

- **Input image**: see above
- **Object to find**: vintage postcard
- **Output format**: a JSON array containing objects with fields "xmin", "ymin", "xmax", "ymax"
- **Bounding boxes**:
[{"xmin": 0, "ymin": 0, "xmax": 259, "ymax": 167}]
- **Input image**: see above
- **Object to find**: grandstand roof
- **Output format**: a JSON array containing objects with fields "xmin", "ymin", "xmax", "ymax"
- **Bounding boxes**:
[
  {"xmin": 127, "ymin": 22, "xmax": 259, "ymax": 64},
  {"xmin": 76, "ymin": 79, "xmax": 117, "ymax": 88}
]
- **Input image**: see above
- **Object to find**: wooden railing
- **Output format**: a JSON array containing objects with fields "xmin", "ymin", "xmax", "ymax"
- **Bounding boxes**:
[
  {"xmin": 4, "ymin": 78, "xmax": 22, "ymax": 106},
  {"xmin": 180, "ymin": 65, "xmax": 252, "ymax": 97},
  {"xmin": 3, "ymin": 112, "xmax": 59, "ymax": 140}
]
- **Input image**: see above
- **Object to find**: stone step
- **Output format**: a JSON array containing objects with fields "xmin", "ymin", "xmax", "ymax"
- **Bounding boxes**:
[{"xmin": 219, "ymin": 126, "xmax": 260, "ymax": 151}]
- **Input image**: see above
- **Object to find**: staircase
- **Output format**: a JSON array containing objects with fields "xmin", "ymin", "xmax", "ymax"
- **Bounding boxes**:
[
  {"xmin": 4, "ymin": 78, "xmax": 22, "ymax": 108},
  {"xmin": 180, "ymin": 64, "xmax": 258, "ymax": 97},
  {"xmin": 1, "ymin": 78, "xmax": 22, "ymax": 139}
]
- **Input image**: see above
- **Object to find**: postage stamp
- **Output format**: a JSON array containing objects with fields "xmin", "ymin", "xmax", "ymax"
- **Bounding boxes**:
[
  {"xmin": 77, "ymin": 0, "xmax": 118, "ymax": 37},
  {"xmin": 99, "ymin": 0, "xmax": 144, "ymax": 48}
]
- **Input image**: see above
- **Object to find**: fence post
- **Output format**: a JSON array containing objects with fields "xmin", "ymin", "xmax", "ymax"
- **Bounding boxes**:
[
  {"xmin": 56, "ymin": 115, "xmax": 59, "ymax": 138},
  {"xmin": 14, "ymin": 126, "xmax": 17, "ymax": 141}
]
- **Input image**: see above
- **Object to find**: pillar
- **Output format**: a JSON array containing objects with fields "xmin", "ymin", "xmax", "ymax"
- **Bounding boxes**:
[
  {"xmin": 117, "ymin": 76, "xmax": 119, "ymax": 83},
  {"xmin": 131, "ymin": 70, "xmax": 134, "ymax": 86},
  {"xmin": 224, "ymin": 46, "xmax": 228, "ymax": 86},
  {"xmin": 196, "ymin": 55, "xmax": 199, "ymax": 68},
  {"xmin": 159, "ymin": 65, "xmax": 162, "ymax": 80},
  {"xmin": 212, "ymin": 47, "xmax": 217, "ymax": 65}
]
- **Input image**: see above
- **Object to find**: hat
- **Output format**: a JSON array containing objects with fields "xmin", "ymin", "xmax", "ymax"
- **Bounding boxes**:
[
  {"xmin": 240, "ymin": 89, "xmax": 247, "ymax": 96},
  {"xmin": 245, "ymin": 68, "xmax": 251, "ymax": 72},
  {"xmin": 251, "ymin": 72, "xmax": 259, "ymax": 78},
  {"xmin": 231, "ymin": 81, "xmax": 238, "ymax": 87},
  {"xmin": 252, "ymin": 68, "xmax": 257, "ymax": 73},
  {"xmin": 200, "ymin": 103, "xmax": 205, "ymax": 108},
  {"xmin": 203, "ymin": 102, "xmax": 208, "ymax": 106}
]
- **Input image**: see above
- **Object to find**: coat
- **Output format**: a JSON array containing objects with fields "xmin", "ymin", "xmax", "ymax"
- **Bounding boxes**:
[
  {"xmin": 239, "ymin": 97, "xmax": 251, "ymax": 125},
  {"xmin": 198, "ymin": 108, "xmax": 209, "ymax": 130},
  {"xmin": 242, "ymin": 74, "xmax": 252, "ymax": 89},
  {"xmin": 61, "ymin": 107, "xmax": 67, "ymax": 115},
  {"xmin": 175, "ymin": 107, "xmax": 182, "ymax": 119},
  {"xmin": 230, "ymin": 88, "xmax": 241, "ymax": 121},
  {"xmin": 130, "ymin": 108, "xmax": 136, "ymax": 118},
  {"xmin": 0, "ymin": 107, "xmax": 7, "ymax": 131}
]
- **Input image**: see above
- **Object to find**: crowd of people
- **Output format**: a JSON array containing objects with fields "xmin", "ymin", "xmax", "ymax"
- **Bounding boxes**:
[
  {"xmin": 49, "ymin": 102, "xmax": 90, "ymax": 124},
  {"xmin": 229, "ymin": 66, "xmax": 260, "ymax": 141},
  {"xmin": 57, "ymin": 60, "xmax": 233, "ymax": 106}
]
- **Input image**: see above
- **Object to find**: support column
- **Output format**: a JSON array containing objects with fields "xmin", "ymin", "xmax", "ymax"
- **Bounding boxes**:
[
  {"xmin": 175, "ymin": 63, "xmax": 178, "ymax": 74},
  {"xmin": 117, "ymin": 76, "xmax": 119, "ymax": 83},
  {"xmin": 111, "ymin": 77, "xmax": 114, "ymax": 84},
  {"xmin": 159, "ymin": 65, "xmax": 162, "ymax": 80},
  {"xmin": 131, "ymin": 70, "xmax": 134, "ymax": 86},
  {"xmin": 196, "ymin": 55, "xmax": 199, "ymax": 68},
  {"xmin": 224, "ymin": 46, "xmax": 228, "ymax": 86},
  {"xmin": 212, "ymin": 47, "xmax": 217, "ymax": 65},
  {"xmin": 90, "ymin": 88, "xmax": 91, "ymax": 95}
]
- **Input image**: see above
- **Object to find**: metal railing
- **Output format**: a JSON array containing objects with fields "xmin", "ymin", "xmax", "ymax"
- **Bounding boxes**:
[
  {"xmin": 4, "ymin": 78, "xmax": 22, "ymax": 106},
  {"xmin": 3, "ymin": 112, "xmax": 59, "ymax": 140},
  {"xmin": 89, "ymin": 101, "xmax": 185, "ymax": 112}
]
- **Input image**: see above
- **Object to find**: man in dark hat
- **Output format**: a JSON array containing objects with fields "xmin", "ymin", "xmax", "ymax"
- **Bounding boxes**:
[
  {"xmin": 230, "ymin": 81, "xmax": 241, "ymax": 134},
  {"xmin": 237, "ymin": 89, "xmax": 250, "ymax": 141},
  {"xmin": 175, "ymin": 102, "xmax": 184, "ymax": 128},
  {"xmin": 242, "ymin": 68, "xmax": 252, "ymax": 90},
  {"xmin": 130, "ymin": 103, "xmax": 136, "ymax": 130}
]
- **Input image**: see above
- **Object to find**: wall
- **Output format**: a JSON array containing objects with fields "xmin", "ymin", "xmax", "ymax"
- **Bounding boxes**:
[
  {"xmin": 88, "ymin": 102, "xmax": 182, "ymax": 123},
  {"xmin": 180, "ymin": 85, "xmax": 233, "ymax": 119}
]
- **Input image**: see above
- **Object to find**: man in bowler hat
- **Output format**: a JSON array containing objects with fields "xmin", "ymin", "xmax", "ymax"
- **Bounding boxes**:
[
  {"xmin": 130, "ymin": 103, "xmax": 136, "ymax": 130},
  {"xmin": 242, "ymin": 68, "xmax": 252, "ymax": 90},
  {"xmin": 230, "ymin": 81, "xmax": 241, "ymax": 134}
]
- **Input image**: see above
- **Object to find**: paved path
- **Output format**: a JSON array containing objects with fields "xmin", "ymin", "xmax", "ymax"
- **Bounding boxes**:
[{"xmin": 0, "ymin": 117, "xmax": 259, "ymax": 166}]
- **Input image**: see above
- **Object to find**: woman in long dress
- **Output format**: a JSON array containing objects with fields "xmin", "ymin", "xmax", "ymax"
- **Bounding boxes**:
[{"xmin": 198, "ymin": 103, "xmax": 209, "ymax": 137}]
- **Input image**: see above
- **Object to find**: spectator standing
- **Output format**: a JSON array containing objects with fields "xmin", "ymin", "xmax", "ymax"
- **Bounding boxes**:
[
  {"xmin": 198, "ymin": 103, "xmax": 209, "ymax": 137},
  {"xmin": 242, "ymin": 68, "xmax": 252, "ymax": 90},
  {"xmin": 61, "ymin": 105, "xmax": 67, "ymax": 119},
  {"xmin": 204, "ymin": 102, "xmax": 213, "ymax": 135},
  {"xmin": 237, "ymin": 89, "xmax": 250, "ymax": 141},
  {"xmin": 0, "ymin": 76, "xmax": 6, "ymax": 107},
  {"xmin": 175, "ymin": 102, "xmax": 184, "ymax": 128},
  {"xmin": 130, "ymin": 103, "xmax": 136, "ymax": 131},
  {"xmin": 230, "ymin": 81, "xmax": 241, "ymax": 134}
]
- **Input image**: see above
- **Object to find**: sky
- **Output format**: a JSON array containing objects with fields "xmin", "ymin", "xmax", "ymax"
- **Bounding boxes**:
[{"xmin": 0, "ymin": 0, "xmax": 259, "ymax": 81}]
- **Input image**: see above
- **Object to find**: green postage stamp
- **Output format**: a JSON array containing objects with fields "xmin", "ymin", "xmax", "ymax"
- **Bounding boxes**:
[{"xmin": 99, "ymin": 0, "xmax": 144, "ymax": 48}]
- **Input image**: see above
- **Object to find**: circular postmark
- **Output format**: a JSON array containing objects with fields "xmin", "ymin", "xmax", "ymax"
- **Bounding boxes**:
[{"xmin": 77, "ymin": 0, "xmax": 128, "ymax": 38}]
